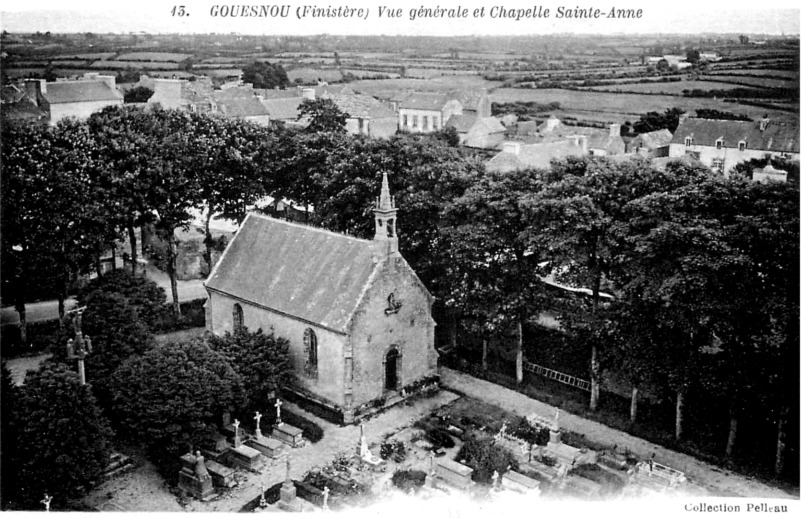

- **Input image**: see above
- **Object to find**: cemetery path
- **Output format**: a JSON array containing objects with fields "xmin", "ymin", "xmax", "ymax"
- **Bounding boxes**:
[
  {"xmin": 440, "ymin": 367, "xmax": 796, "ymax": 500},
  {"xmin": 0, "ymin": 262, "xmax": 207, "ymax": 325}
]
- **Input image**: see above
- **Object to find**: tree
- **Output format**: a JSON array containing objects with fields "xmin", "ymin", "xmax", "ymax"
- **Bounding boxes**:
[
  {"xmin": 686, "ymin": 49, "xmax": 701, "ymax": 64},
  {"xmin": 632, "ymin": 108, "xmax": 685, "ymax": 134},
  {"xmin": 207, "ymin": 328, "xmax": 293, "ymax": 415},
  {"xmin": 77, "ymin": 269, "xmax": 166, "ymax": 330},
  {"xmin": 1, "ymin": 362, "xmax": 20, "ymax": 509},
  {"xmin": 110, "ymin": 339, "xmax": 245, "ymax": 477},
  {"xmin": 5, "ymin": 363, "xmax": 113, "ymax": 509},
  {"xmin": 123, "ymin": 86, "xmax": 154, "ymax": 103},
  {"xmin": 77, "ymin": 290, "xmax": 155, "ymax": 415},
  {"xmin": 529, "ymin": 156, "xmax": 689, "ymax": 411},
  {"xmin": 444, "ymin": 168, "xmax": 548, "ymax": 384},
  {"xmin": 299, "ymin": 98, "xmax": 348, "ymax": 133},
  {"xmin": 241, "ymin": 60, "xmax": 289, "ymax": 89}
]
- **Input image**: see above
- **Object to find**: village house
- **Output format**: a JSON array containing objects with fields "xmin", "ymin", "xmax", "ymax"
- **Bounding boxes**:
[
  {"xmin": 148, "ymin": 77, "xmax": 270, "ymax": 126},
  {"xmin": 327, "ymin": 92, "xmax": 398, "ymax": 138},
  {"xmin": 628, "ymin": 129, "xmax": 673, "ymax": 157},
  {"xmin": 486, "ymin": 137, "xmax": 588, "ymax": 173},
  {"xmin": 446, "ymin": 113, "xmax": 507, "ymax": 148},
  {"xmin": 669, "ymin": 117, "xmax": 800, "ymax": 175},
  {"xmin": 397, "ymin": 92, "xmax": 463, "ymax": 133},
  {"xmin": 204, "ymin": 174, "xmax": 438, "ymax": 423},
  {"xmin": 20, "ymin": 73, "xmax": 123, "ymax": 124}
]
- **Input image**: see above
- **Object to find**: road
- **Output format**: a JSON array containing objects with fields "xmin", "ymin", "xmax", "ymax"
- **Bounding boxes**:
[{"xmin": 1, "ymin": 262, "xmax": 208, "ymax": 325}]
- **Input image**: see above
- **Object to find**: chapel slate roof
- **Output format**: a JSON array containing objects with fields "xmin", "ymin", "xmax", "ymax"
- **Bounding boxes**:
[
  {"xmin": 43, "ymin": 81, "xmax": 123, "ymax": 104},
  {"xmin": 400, "ymin": 92, "xmax": 452, "ymax": 111},
  {"xmin": 672, "ymin": 118, "xmax": 800, "ymax": 153},
  {"xmin": 217, "ymin": 96, "xmax": 270, "ymax": 117},
  {"xmin": 205, "ymin": 213, "xmax": 380, "ymax": 333}
]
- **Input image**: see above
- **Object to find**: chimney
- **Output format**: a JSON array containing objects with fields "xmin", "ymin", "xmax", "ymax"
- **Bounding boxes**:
[
  {"xmin": 546, "ymin": 115, "xmax": 560, "ymax": 131},
  {"xmin": 301, "ymin": 87, "xmax": 316, "ymax": 100},
  {"xmin": 609, "ymin": 123, "xmax": 621, "ymax": 137},
  {"xmin": 24, "ymin": 79, "xmax": 45, "ymax": 104},
  {"xmin": 502, "ymin": 141, "xmax": 521, "ymax": 155},
  {"xmin": 759, "ymin": 116, "xmax": 770, "ymax": 132}
]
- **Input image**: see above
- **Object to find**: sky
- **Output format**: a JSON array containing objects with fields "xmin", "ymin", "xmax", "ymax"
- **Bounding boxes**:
[{"xmin": 1, "ymin": 0, "xmax": 799, "ymax": 36}]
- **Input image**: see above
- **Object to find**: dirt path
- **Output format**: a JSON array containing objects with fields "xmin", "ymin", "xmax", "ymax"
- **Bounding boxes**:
[{"xmin": 440, "ymin": 367, "xmax": 796, "ymax": 500}]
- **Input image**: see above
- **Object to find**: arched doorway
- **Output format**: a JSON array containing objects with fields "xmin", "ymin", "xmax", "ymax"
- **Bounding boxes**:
[{"xmin": 385, "ymin": 348, "xmax": 400, "ymax": 391}]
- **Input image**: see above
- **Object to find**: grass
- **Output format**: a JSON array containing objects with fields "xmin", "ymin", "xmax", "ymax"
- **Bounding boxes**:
[
  {"xmin": 585, "ymin": 81, "xmax": 762, "ymax": 94},
  {"xmin": 489, "ymin": 88, "xmax": 799, "ymax": 124}
]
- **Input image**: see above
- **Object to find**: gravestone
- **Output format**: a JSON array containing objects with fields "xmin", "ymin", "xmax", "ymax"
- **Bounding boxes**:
[
  {"xmin": 247, "ymin": 435, "xmax": 286, "ymax": 459},
  {"xmin": 205, "ymin": 459, "xmax": 235, "ymax": 488},
  {"xmin": 178, "ymin": 452, "xmax": 216, "ymax": 501},
  {"xmin": 435, "ymin": 458, "xmax": 474, "ymax": 490},
  {"xmin": 357, "ymin": 423, "xmax": 383, "ymax": 467},
  {"xmin": 272, "ymin": 422, "xmax": 305, "ymax": 448},
  {"xmin": 501, "ymin": 470, "xmax": 541, "ymax": 495},
  {"xmin": 201, "ymin": 433, "xmax": 231, "ymax": 463},
  {"xmin": 278, "ymin": 458, "xmax": 300, "ymax": 512}
]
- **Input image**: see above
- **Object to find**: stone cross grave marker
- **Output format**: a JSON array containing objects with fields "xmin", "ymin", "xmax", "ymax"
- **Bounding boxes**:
[
  {"xmin": 233, "ymin": 419, "xmax": 241, "ymax": 447},
  {"xmin": 275, "ymin": 399, "xmax": 283, "ymax": 424},
  {"xmin": 41, "ymin": 494, "xmax": 52, "ymax": 512},
  {"xmin": 254, "ymin": 411, "xmax": 263, "ymax": 438},
  {"xmin": 322, "ymin": 486, "xmax": 330, "ymax": 510}
]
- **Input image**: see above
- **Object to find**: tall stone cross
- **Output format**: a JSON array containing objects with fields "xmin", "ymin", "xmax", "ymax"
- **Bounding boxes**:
[
  {"xmin": 233, "ymin": 419, "xmax": 241, "ymax": 447},
  {"xmin": 275, "ymin": 398, "xmax": 283, "ymax": 424},
  {"xmin": 254, "ymin": 411, "xmax": 263, "ymax": 437},
  {"xmin": 41, "ymin": 494, "xmax": 52, "ymax": 512},
  {"xmin": 285, "ymin": 457, "xmax": 291, "ymax": 483},
  {"xmin": 65, "ymin": 309, "xmax": 92, "ymax": 385},
  {"xmin": 322, "ymin": 485, "xmax": 330, "ymax": 510}
]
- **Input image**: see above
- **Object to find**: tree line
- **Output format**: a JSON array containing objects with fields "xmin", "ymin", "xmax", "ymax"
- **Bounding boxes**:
[{"xmin": 1, "ymin": 102, "xmax": 797, "ymax": 487}]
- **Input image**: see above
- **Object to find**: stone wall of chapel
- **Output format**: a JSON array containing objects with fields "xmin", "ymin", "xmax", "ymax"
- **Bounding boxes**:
[
  {"xmin": 347, "ymin": 257, "xmax": 437, "ymax": 407},
  {"xmin": 207, "ymin": 291, "xmax": 346, "ymax": 407}
]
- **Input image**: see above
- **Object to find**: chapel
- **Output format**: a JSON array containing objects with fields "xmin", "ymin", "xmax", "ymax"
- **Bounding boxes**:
[{"xmin": 204, "ymin": 174, "xmax": 438, "ymax": 423}]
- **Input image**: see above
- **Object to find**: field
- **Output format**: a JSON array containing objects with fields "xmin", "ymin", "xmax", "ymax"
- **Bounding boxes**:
[
  {"xmin": 89, "ymin": 61, "xmax": 180, "ymax": 70},
  {"xmin": 708, "ymin": 69, "xmax": 799, "ymax": 79},
  {"xmin": 349, "ymin": 75, "xmax": 496, "ymax": 98},
  {"xmin": 583, "ymin": 80, "xmax": 763, "ymax": 94},
  {"xmin": 490, "ymin": 88, "xmax": 799, "ymax": 124},
  {"xmin": 287, "ymin": 67, "xmax": 343, "ymax": 83},
  {"xmin": 698, "ymin": 75, "xmax": 799, "ymax": 89},
  {"xmin": 116, "ymin": 52, "xmax": 192, "ymax": 62}
]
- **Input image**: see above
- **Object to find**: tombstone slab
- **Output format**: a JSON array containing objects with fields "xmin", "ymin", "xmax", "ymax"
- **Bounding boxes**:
[
  {"xmin": 247, "ymin": 435, "xmax": 286, "ymax": 459},
  {"xmin": 178, "ymin": 453, "xmax": 216, "ymax": 501},
  {"xmin": 272, "ymin": 422, "xmax": 305, "ymax": 448},
  {"xmin": 228, "ymin": 444, "xmax": 266, "ymax": 471},
  {"xmin": 502, "ymin": 470, "xmax": 541, "ymax": 495},
  {"xmin": 205, "ymin": 459, "xmax": 235, "ymax": 488},
  {"xmin": 435, "ymin": 458, "xmax": 474, "ymax": 490}
]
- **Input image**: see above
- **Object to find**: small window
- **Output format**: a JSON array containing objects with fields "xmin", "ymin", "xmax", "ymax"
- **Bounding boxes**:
[
  {"xmin": 412, "ymin": 115, "xmax": 418, "ymax": 128},
  {"xmin": 303, "ymin": 328, "xmax": 318, "ymax": 379},
  {"xmin": 712, "ymin": 158, "xmax": 724, "ymax": 173},
  {"xmin": 422, "ymin": 116, "xmax": 429, "ymax": 130},
  {"xmin": 715, "ymin": 139, "xmax": 724, "ymax": 149},
  {"xmin": 738, "ymin": 141, "xmax": 747, "ymax": 151},
  {"xmin": 402, "ymin": 115, "xmax": 408, "ymax": 127},
  {"xmin": 433, "ymin": 116, "xmax": 439, "ymax": 130},
  {"xmin": 684, "ymin": 137, "xmax": 693, "ymax": 146},
  {"xmin": 233, "ymin": 303, "xmax": 244, "ymax": 334}
]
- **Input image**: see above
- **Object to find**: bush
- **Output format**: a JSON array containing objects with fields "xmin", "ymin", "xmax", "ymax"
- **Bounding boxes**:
[
  {"xmin": 0, "ymin": 318, "xmax": 66, "ymax": 357},
  {"xmin": 391, "ymin": 470, "xmax": 427, "ymax": 492},
  {"xmin": 379, "ymin": 440, "xmax": 408, "ymax": 462},
  {"xmin": 76, "ymin": 270, "xmax": 166, "ymax": 331},
  {"xmin": 151, "ymin": 298, "xmax": 206, "ymax": 333},
  {"xmin": 455, "ymin": 433, "xmax": 519, "ymax": 484},
  {"xmin": 426, "ymin": 428, "xmax": 455, "ymax": 449}
]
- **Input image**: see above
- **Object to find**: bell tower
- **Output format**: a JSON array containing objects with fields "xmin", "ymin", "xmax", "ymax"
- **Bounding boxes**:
[{"xmin": 373, "ymin": 172, "xmax": 398, "ymax": 255}]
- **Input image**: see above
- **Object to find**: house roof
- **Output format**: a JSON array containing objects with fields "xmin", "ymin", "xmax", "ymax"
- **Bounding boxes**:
[
  {"xmin": 261, "ymin": 97, "xmax": 304, "ymax": 120},
  {"xmin": 205, "ymin": 213, "xmax": 380, "ymax": 333},
  {"xmin": 329, "ymin": 93, "xmax": 396, "ymax": 119},
  {"xmin": 487, "ymin": 140, "xmax": 586, "ymax": 172},
  {"xmin": 447, "ymin": 89, "xmax": 486, "ymax": 111},
  {"xmin": 447, "ymin": 114, "xmax": 506, "ymax": 135},
  {"xmin": 672, "ymin": 118, "xmax": 800, "ymax": 153},
  {"xmin": 217, "ymin": 96, "xmax": 270, "ymax": 117},
  {"xmin": 43, "ymin": 81, "xmax": 123, "ymax": 104},
  {"xmin": 400, "ymin": 92, "xmax": 451, "ymax": 111},
  {"xmin": 631, "ymin": 129, "xmax": 673, "ymax": 149},
  {"xmin": 446, "ymin": 113, "xmax": 478, "ymax": 133}
]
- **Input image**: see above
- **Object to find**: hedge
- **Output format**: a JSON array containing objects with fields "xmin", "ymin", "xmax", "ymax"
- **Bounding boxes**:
[{"xmin": 0, "ymin": 318, "xmax": 66, "ymax": 357}]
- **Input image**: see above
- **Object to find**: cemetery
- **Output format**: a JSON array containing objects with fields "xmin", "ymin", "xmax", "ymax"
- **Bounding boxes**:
[{"xmin": 167, "ymin": 393, "xmax": 698, "ymax": 512}]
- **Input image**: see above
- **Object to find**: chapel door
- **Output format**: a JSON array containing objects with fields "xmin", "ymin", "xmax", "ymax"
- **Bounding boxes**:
[{"xmin": 385, "ymin": 349, "xmax": 399, "ymax": 391}]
